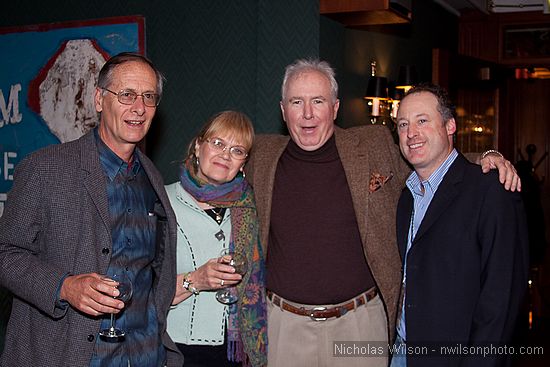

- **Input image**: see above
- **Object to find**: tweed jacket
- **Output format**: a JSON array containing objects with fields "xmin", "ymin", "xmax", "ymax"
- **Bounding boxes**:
[
  {"xmin": 0, "ymin": 131, "xmax": 183, "ymax": 367},
  {"xmin": 246, "ymin": 125, "xmax": 410, "ymax": 342}
]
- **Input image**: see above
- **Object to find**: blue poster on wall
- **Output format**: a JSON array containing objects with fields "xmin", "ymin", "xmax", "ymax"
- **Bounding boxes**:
[{"xmin": 0, "ymin": 16, "xmax": 145, "ymax": 216}]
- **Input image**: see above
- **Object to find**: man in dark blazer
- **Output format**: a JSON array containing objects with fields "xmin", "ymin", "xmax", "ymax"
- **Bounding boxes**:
[
  {"xmin": 245, "ymin": 59, "xmax": 519, "ymax": 367},
  {"xmin": 391, "ymin": 83, "xmax": 528, "ymax": 367},
  {"xmin": 0, "ymin": 53, "xmax": 183, "ymax": 366}
]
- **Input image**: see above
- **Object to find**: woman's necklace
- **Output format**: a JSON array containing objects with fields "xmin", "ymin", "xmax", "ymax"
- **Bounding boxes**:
[
  {"xmin": 212, "ymin": 208, "xmax": 223, "ymax": 223},
  {"xmin": 206, "ymin": 207, "xmax": 226, "ymax": 224}
]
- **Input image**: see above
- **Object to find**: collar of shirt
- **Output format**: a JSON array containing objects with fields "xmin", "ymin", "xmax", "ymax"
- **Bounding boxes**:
[
  {"xmin": 93, "ymin": 128, "xmax": 141, "ymax": 180},
  {"xmin": 405, "ymin": 148, "xmax": 458, "ymax": 199}
]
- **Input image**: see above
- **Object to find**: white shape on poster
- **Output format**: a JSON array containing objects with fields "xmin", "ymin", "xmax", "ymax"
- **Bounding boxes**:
[{"xmin": 39, "ymin": 39, "xmax": 106, "ymax": 143}]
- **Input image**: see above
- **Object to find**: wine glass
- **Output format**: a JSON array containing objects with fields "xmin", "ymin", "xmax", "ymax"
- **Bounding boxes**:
[
  {"xmin": 215, "ymin": 249, "xmax": 248, "ymax": 305},
  {"xmin": 99, "ymin": 271, "xmax": 133, "ymax": 339}
]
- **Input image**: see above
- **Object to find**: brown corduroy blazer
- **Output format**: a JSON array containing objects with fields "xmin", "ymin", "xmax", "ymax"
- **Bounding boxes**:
[{"xmin": 245, "ymin": 124, "xmax": 411, "ymax": 344}]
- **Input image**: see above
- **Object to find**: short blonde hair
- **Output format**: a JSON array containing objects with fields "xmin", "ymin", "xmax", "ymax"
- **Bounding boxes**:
[{"xmin": 187, "ymin": 110, "xmax": 255, "ymax": 161}]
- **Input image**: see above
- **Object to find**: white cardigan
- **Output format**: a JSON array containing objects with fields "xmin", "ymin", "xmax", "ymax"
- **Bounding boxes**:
[{"xmin": 165, "ymin": 182, "xmax": 232, "ymax": 345}]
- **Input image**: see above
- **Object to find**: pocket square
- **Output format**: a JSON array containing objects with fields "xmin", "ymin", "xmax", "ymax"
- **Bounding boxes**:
[{"xmin": 369, "ymin": 171, "xmax": 394, "ymax": 193}]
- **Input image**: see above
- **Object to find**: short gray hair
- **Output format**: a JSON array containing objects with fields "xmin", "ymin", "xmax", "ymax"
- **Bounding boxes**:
[
  {"xmin": 97, "ymin": 52, "xmax": 165, "ymax": 96},
  {"xmin": 281, "ymin": 59, "xmax": 338, "ymax": 103}
]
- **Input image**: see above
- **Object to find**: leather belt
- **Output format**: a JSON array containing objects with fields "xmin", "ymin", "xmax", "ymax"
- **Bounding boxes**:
[{"xmin": 267, "ymin": 287, "xmax": 378, "ymax": 321}]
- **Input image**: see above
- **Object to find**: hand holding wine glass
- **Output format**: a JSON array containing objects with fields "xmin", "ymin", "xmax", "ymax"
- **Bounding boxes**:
[
  {"xmin": 215, "ymin": 249, "xmax": 248, "ymax": 305},
  {"xmin": 99, "ymin": 271, "xmax": 133, "ymax": 339}
]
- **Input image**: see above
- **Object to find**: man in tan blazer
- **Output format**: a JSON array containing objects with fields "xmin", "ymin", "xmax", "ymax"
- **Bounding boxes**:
[{"xmin": 245, "ymin": 59, "xmax": 519, "ymax": 367}]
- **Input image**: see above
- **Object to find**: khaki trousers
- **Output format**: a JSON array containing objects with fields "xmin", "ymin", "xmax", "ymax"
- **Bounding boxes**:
[{"xmin": 267, "ymin": 292, "xmax": 388, "ymax": 367}]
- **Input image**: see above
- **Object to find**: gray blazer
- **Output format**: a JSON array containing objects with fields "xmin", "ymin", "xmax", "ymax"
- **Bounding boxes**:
[
  {"xmin": 0, "ymin": 132, "xmax": 183, "ymax": 367},
  {"xmin": 245, "ymin": 125, "xmax": 410, "ymax": 343}
]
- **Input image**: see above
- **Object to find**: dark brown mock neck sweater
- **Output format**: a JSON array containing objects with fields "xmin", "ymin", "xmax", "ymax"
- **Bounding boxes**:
[{"xmin": 266, "ymin": 135, "xmax": 375, "ymax": 304}]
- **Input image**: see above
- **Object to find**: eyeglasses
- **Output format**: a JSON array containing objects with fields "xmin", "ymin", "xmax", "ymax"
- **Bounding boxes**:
[
  {"xmin": 103, "ymin": 88, "xmax": 161, "ymax": 107},
  {"xmin": 205, "ymin": 138, "xmax": 248, "ymax": 160}
]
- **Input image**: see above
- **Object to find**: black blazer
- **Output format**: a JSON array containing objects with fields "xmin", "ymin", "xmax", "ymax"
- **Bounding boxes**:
[{"xmin": 396, "ymin": 153, "xmax": 528, "ymax": 367}]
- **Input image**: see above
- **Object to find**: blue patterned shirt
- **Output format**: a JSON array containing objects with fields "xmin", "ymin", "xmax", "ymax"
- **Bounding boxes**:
[{"xmin": 89, "ymin": 129, "xmax": 166, "ymax": 367}]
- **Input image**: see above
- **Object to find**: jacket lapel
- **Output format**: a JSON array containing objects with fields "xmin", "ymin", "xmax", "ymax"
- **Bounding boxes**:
[
  {"xmin": 334, "ymin": 127, "xmax": 370, "ymax": 244},
  {"xmin": 253, "ymin": 135, "xmax": 289, "ymax": 255},
  {"xmin": 413, "ymin": 155, "xmax": 465, "ymax": 243},
  {"xmin": 138, "ymin": 148, "xmax": 163, "ymax": 202},
  {"xmin": 396, "ymin": 189, "xmax": 413, "ymax": 259},
  {"xmin": 80, "ymin": 132, "xmax": 111, "ymax": 235}
]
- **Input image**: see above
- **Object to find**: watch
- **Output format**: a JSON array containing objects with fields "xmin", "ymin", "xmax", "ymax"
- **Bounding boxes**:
[{"xmin": 182, "ymin": 272, "xmax": 200, "ymax": 295}]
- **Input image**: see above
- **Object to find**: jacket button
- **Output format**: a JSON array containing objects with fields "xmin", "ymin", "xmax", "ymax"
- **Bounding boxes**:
[
  {"xmin": 87, "ymin": 334, "xmax": 95, "ymax": 342},
  {"xmin": 101, "ymin": 247, "xmax": 110, "ymax": 255}
]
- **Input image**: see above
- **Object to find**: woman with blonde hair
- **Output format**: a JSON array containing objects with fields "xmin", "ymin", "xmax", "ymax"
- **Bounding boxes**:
[{"xmin": 166, "ymin": 110, "xmax": 266, "ymax": 367}]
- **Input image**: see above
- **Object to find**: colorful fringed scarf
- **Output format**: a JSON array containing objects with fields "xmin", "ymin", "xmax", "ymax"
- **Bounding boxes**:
[{"xmin": 180, "ymin": 158, "xmax": 267, "ymax": 367}]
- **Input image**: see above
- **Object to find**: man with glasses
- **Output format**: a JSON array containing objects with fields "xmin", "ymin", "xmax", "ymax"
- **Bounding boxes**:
[{"xmin": 0, "ymin": 53, "xmax": 183, "ymax": 367}]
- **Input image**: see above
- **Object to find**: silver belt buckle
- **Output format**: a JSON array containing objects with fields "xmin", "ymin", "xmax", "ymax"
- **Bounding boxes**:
[{"xmin": 309, "ymin": 306, "xmax": 328, "ymax": 321}]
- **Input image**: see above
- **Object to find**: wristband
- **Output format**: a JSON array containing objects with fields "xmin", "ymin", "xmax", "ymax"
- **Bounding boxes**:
[{"xmin": 481, "ymin": 149, "xmax": 503, "ymax": 160}]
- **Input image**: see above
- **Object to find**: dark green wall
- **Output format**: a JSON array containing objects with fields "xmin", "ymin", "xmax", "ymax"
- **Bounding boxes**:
[
  {"xmin": 1, "ymin": 0, "xmax": 458, "ymax": 179},
  {"xmin": 1, "ymin": 0, "xmax": 319, "ymax": 183}
]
